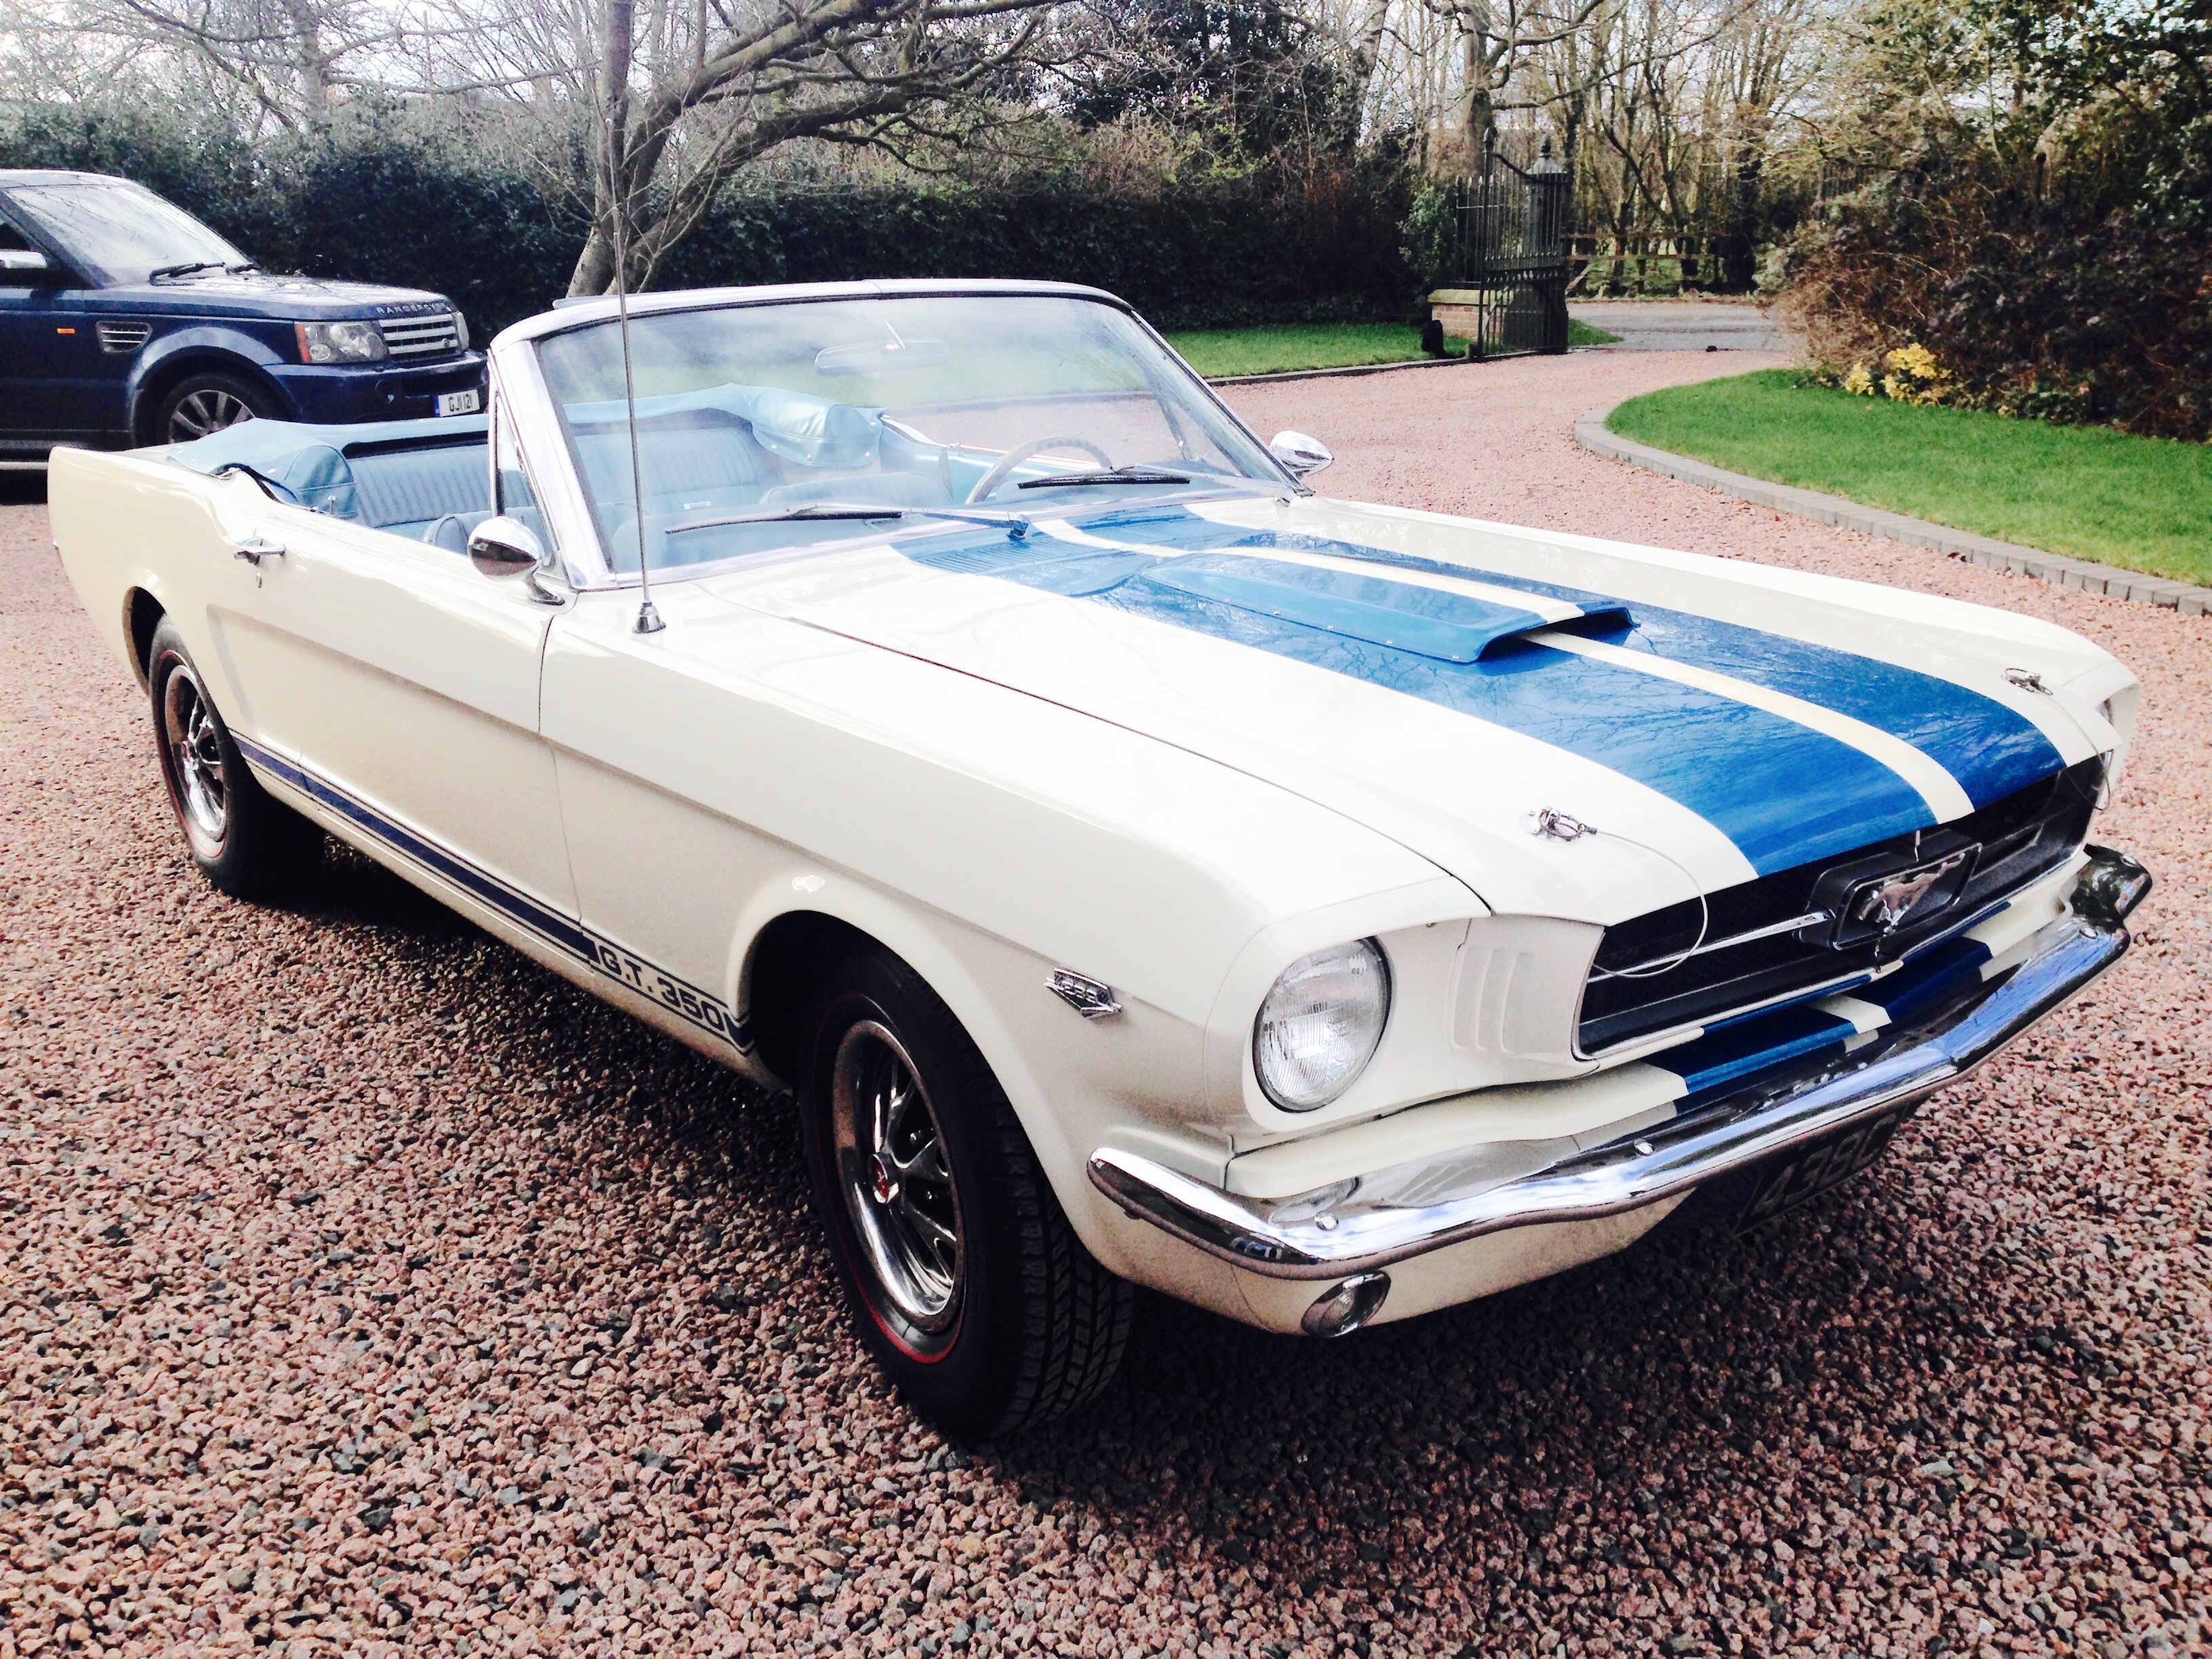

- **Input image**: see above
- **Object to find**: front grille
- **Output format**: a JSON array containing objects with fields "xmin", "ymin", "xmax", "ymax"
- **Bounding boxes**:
[
  {"xmin": 379, "ymin": 312, "xmax": 462, "ymax": 359},
  {"xmin": 96, "ymin": 320, "xmax": 152, "ymax": 354},
  {"xmin": 1578, "ymin": 756, "xmax": 2104, "ymax": 1055}
]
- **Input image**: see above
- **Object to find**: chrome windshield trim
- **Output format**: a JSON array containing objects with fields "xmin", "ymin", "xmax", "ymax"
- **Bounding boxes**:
[
  {"xmin": 488, "ymin": 279, "xmax": 1137, "ymax": 350},
  {"xmin": 1090, "ymin": 854, "xmax": 2142, "ymax": 1281},
  {"xmin": 489, "ymin": 335, "xmax": 606, "ymax": 588}
]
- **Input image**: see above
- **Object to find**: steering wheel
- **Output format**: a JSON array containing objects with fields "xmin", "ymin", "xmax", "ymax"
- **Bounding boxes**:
[{"xmin": 965, "ymin": 434, "xmax": 1115, "ymax": 504}]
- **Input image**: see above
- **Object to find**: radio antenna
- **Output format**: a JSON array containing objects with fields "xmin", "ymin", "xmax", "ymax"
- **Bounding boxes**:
[{"xmin": 611, "ymin": 194, "xmax": 663, "ymax": 635}]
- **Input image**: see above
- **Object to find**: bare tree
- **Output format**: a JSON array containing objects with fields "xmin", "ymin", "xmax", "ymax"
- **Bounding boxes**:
[
  {"xmin": 24, "ymin": 0, "xmax": 415, "ymax": 129},
  {"xmin": 420, "ymin": 0, "xmax": 1065, "ymax": 296},
  {"xmin": 1536, "ymin": 0, "xmax": 1822, "ymax": 289}
]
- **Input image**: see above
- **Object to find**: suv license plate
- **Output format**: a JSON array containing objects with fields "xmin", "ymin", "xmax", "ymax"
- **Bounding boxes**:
[
  {"xmin": 436, "ymin": 389, "xmax": 481, "ymax": 417},
  {"xmin": 1735, "ymin": 1108, "xmax": 1910, "ymax": 1233}
]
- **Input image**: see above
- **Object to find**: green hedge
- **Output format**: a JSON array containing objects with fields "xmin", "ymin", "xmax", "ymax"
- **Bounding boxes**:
[{"xmin": 0, "ymin": 106, "xmax": 1420, "ymax": 339}]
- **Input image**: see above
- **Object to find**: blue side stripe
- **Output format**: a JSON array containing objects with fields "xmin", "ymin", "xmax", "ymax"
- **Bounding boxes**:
[
  {"xmin": 231, "ymin": 735, "xmax": 752, "ymax": 1053},
  {"xmin": 903, "ymin": 519, "xmax": 1937, "ymax": 874},
  {"xmin": 235, "ymin": 733, "xmax": 597, "ymax": 959},
  {"xmin": 1036, "ymin": 508, "xmax": 2064, "ymax": 812}
]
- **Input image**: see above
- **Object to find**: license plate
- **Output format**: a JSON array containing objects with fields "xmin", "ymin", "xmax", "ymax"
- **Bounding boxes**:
[
  {"xmin": 1736, "ymin": 1109, "xmax": 1910, "ymax": 1233},
  {"xmin": 436, "ymin": 388, "xmax": 482, "ymax": 417}
]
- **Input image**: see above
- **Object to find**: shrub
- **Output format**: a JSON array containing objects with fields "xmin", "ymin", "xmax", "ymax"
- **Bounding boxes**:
[
  {"xmin": 0, "ymin": 104, "xmax": 1422, "ymax": 337},
  {"xmin": 1774, "ymin": 0, "xmax": 2211, "ymax": 441},
  {"xmin": 1781, "ymin": 168, "xmax": 2211, "ymax": 441}
]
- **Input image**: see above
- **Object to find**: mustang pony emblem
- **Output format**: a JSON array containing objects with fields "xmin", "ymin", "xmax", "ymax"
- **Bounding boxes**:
[{"xmin": 1847, "ymin": 848, "xmax": 1977, "ymax": 935}]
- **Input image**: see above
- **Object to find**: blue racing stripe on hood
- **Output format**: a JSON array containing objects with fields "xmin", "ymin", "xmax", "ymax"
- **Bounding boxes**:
[
  {"xmin": 1601, "ymin": 605, "xmax": 2062, "ymax": 808},
  {"xmin": 1035, "ymin": 508, "xmax": 2066, "ymax": 811},
  {"xmin": 898, "ymin": 518, "xmax": 1938, "ymax": 873}
]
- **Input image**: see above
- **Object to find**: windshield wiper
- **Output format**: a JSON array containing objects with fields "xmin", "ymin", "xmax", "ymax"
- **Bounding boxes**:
[
  {"xmin": 1017, "ymin": 466, "xmax": 1192, "ymax": 490},
  {"xmin": 665, "ymin": 501, "xmax": 1035, "ymax": 539},
  {"xmin": 148, "ymin": 260, "xmax": 226, "ymax": 282}
]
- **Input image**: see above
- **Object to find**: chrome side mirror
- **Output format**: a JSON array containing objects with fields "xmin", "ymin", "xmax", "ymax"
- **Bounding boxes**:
[
  {"xmin": 468, "ymin": 515, "xmax": 565, "ymax": 605},
  {"xmin": 0, "ymin": 249, "xmax": 52, "ymax": 280},
  {"xmin": 468, "ymin": 514, "xmax": 545, "ymax": 580},
  {"xmin": 1269, "ymin": 430, "xmax": 1332, "ymax": 479}
]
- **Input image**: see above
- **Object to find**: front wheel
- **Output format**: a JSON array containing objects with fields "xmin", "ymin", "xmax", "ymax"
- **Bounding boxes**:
[
  {"xmin": 155, "ymin": 371, "xmax": 273, "ymax": 445},
  {"xmin": 800, "ymin": 947, "xmax": 1133, "ymax": 1437},
  {"xmin": 148, "ymin": 619, "xmax": 323, "ymax": 898}
]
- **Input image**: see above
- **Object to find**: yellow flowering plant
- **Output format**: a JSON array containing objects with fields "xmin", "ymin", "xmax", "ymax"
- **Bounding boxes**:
[{"xmin": 1882, "ymin": 342, "xmax": 1949, "ymax": 405}]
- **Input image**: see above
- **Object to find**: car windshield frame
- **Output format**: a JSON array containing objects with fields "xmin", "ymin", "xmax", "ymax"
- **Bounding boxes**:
[
  {"xmin": 4, "ymin": 178, "xmax": 249, "ymax": 285},
  {"xmin": 517, "ymin": 289, "xmax": 1300, "ymax": 590}
]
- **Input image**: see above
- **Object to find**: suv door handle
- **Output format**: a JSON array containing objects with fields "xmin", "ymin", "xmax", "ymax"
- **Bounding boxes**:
[{"xmin": 232, "ymin": 536, "xmax": 285, "ymax": 566}]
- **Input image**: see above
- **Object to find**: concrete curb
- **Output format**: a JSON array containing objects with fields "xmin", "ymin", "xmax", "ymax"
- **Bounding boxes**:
[
  {"xmin": 1209, "ymin": 346, "xmax": 1625, "ymax": 388},
  {"xmin": 1206, "ymin": 354, "xmax": 1468, "ymax": 388},
  {"xmin": 1576, "ymin": 405, "xmax": 2212, "ymax": 617}
]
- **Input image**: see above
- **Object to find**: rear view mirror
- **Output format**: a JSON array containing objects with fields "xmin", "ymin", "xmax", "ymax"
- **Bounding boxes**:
[
  {"xmin": 0, "ymin": 249, "xmax": 52, "ymax": 282},
  {"xmin": 815, "ymin": 338, "xmax": 951, "ymax": 376}
]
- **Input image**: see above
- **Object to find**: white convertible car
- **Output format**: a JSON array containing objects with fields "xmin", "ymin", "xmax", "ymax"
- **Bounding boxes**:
[{"xmin": 54, "ymin": 281, "xmax": 2150, "ymax": 1435}]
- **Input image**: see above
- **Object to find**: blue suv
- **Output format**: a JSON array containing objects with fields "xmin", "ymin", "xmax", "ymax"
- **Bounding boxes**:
[{"xmin": 0, "ymin": 169, "xmax": 486, "ymax": 462}]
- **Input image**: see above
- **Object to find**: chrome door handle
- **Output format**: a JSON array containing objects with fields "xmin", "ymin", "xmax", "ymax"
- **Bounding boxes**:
[{"xmin": 232, "ymin": 536, "xmax": 285, "ymax": 566}]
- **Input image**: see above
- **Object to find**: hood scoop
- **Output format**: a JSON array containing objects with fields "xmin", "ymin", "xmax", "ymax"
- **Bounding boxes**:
[{"xmin": 1132, "ymin": 553, "xmax": 1631, "ymax": 663}]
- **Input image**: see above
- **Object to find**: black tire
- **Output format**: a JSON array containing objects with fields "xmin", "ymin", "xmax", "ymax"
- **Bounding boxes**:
[
  {"xmin": 800, "ymin": 947, "xmax": 1133, "ymax": 1437},
  {"xmin": 152, "ymin": 371, "xmax": 273, "ymax": 445},
  {"xmin": 147, "ymin": 618, "xmax": 323, "ymax": 899}
]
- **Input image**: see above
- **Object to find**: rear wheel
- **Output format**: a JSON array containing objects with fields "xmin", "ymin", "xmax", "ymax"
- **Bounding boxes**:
[
  {"xmin": 155, "ymin": 371, "xmax": 272, "ymax": 445},
  {"xmin": 148, "ymin": 619, "xmax": 322, "ymax": 897},
  {"xmin": 800, "ymin": 947, "xmax": 1133, "ymax": 1437}
]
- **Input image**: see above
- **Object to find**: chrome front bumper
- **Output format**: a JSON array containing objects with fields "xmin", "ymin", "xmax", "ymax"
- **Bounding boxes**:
[{"xmin": 1090, "ymin": 851, "xmax": 2144, "ymax": 1282}]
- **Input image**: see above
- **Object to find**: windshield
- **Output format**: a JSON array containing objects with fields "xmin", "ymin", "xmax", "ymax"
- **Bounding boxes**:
[
  {"xmin": 532, "ymin": 294, "xmax": 1286, "ymax": 575},
  {"xmin": 5, "ymin": 179, "xmax": 247, "ymax": 285}
]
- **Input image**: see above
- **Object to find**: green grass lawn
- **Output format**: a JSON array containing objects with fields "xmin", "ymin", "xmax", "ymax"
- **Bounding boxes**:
[
  {"xmin": 1608, "ymin": 369, "xmax": 2212, "ymax": 586},
  {"xmin": 1167, "ymin": 319, "xmax": 1618, "ymax": 378}
]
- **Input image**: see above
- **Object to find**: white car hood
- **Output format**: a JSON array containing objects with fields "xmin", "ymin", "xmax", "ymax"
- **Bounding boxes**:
[{"xmin": 705, "ymin": 494, "xmax": 2112, "ymax": 924}]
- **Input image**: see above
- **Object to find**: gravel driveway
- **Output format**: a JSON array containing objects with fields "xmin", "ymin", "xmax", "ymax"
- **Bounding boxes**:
[{"xmin": 4, "ymin": 350, "xmax": 2207, "ymax": 1659}]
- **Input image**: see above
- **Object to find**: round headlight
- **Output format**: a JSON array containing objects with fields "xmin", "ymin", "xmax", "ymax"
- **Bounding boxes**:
[{"xmin": 1252, "ymin": 939, "xmax": 1391, "ymax": 1111}]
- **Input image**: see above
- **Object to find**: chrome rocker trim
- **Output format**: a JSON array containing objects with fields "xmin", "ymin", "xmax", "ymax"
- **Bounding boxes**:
[{"xmin": 1089, "ymin": 854, "xmax": 2144, "ymax": 1282}]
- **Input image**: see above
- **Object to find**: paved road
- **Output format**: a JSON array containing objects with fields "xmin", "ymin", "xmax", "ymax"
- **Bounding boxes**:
[
  {"xmin": 1569, "ymin": 301, "xmax": 1792, "ymax": 353},
  {"xmin": 3, "ymin": 352, "xmax": 2207, "ymax": 1658}
]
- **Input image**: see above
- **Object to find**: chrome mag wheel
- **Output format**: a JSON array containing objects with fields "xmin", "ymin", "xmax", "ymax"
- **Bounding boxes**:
[
  {"xmin": 831, "ymin": 1019, "xmax": 964, "ymax": 1351},
  {"xmin": 161, "ymin": 661, "xmax": 229, "ymax": 857},
  {"xmin": 168, "ymin": 387, "xmax": 255, "ymax": 442}
]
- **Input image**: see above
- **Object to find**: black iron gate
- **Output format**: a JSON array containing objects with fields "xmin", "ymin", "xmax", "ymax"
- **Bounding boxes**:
[{"xmin": 1447, "ymin": 140, "xmax": 1572, "ymax": 359}]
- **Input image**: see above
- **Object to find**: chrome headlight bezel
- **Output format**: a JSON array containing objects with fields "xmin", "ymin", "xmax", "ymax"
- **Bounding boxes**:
[
  {"xmin": 1252, "ymin": 938, "xmax": 1392, "ymax": 1111},
  {"xmin": 296, "ymin": 319, "xmax": 388, "ymax": 365}
]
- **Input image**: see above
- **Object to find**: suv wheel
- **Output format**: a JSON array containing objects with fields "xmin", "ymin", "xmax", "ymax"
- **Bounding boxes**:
[{"xmin": 155, "ymin": 371, "xmax": 272, "ymax": 444}]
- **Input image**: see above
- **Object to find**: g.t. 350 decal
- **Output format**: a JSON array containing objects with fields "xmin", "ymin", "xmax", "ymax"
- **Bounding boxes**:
[{"xmin": 587, "ymin": 939, "xmax": 752, "ymax": 1053}]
